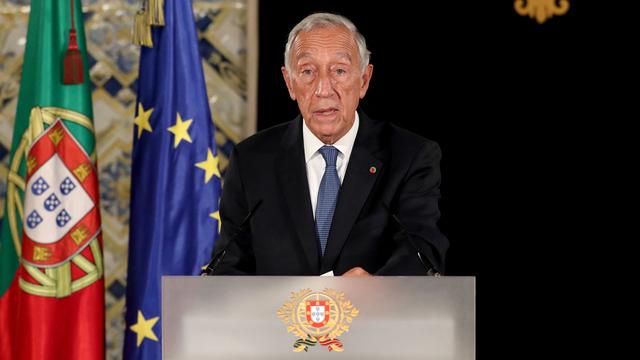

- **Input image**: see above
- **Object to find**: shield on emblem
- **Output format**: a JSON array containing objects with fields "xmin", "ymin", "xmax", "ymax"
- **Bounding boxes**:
[
  {"xmin": 21, "ymin": 118, "xmax": 100, "ymax": 267},
  {"xmin": 306, "ymin": 300, "xmax": 330, "ymax": 328}
]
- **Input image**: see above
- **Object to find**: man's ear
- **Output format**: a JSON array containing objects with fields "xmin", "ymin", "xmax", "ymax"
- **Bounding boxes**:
[
  {"xmin": 281, "ymin": 66, "xmax": 296, "ymax": 101},
  {"xmin": 359, "ymin": 64, "xmax": 374, "ymax": 99}
]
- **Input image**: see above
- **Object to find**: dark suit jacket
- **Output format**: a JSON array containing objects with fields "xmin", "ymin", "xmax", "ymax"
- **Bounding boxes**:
[{"xmin": 214, "ymin": 110, "xmax": 448, "ymax": 275}]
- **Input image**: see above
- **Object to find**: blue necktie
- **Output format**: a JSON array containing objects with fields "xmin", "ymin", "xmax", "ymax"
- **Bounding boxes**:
[{"xmin": 315, "ymin": 145, "xmax": 340, "ymax": 256}]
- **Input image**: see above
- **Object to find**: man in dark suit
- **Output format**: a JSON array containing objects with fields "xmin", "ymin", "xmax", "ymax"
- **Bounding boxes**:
[{"xmin": 214, "ymin": 13, "xmax": 448, "ymax": 276}]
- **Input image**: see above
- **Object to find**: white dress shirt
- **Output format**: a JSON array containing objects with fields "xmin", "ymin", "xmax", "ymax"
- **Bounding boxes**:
[{"xmin": 303, "ymin": 112, "xmax": 360, "ymax": 218}]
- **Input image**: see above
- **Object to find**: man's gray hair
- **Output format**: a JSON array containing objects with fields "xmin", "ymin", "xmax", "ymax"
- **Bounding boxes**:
[{"xmin": 284, "ymin": 13, "xmax": 371, "ymax": 74}]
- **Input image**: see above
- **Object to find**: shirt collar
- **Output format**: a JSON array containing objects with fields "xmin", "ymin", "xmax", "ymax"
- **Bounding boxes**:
[{"xmin": 303, "ymin": 111, "xmax": 360, "ymax": 163}]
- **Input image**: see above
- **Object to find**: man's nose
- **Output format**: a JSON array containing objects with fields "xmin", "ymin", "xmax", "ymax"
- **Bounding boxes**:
[{"xmin": 314, "ymin": 72, "xmax": 334, "ymax": 98}]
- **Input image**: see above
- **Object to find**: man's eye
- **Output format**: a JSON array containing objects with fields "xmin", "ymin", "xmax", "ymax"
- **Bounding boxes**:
[
  {"xmin": 301, "ymin": 69, "xmax": 313, "ymax": 76},
  {"xmin": 336, "ymin": 68, "xmax": 347, "ymax": 75}
]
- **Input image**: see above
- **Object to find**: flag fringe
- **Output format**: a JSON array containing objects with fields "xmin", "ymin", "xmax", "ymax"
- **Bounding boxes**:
[
  {"xmin": 63, "ymin": 29, "xmax": 83, "ymax": 84},
  {"xmin": 133, "ymin": 10, "xmax": 153, "ymax": 47},
  {"xmin": 147, "ymin": 0, "xmax": 165, "ymax": 26}
]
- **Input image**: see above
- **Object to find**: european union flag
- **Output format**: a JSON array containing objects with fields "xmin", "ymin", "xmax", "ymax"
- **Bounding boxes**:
[{"xmin": 124, "ymin": 1, "xmax": 221, "ymax": 359}]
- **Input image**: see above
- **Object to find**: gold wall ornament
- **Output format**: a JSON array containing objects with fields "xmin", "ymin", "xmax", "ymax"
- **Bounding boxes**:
[{"xmin": 515, "ymin": 0, "xmax": 570, "ymax": 24}]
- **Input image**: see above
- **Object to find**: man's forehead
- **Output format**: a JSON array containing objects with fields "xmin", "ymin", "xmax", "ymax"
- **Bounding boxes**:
[
  {"xmin": 294, "ymin": 27, "xmax": 356, "ymax": 48},
  {"xmin": 293, "ymin": 28, "xmax": 357, "ymax": 60},
  {"xmin": 295, "ymin": 50, "xmax": 353, "ymax": 62}
]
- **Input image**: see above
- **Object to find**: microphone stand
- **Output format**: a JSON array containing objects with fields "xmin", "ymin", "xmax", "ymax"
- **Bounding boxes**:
[
  {"xmin": 384, "ymin": 203, "xmax": 441, "ymax": 277},
  {"xmin": 200, "ymin": 200, "xmax": 262, "ymax": 276}
]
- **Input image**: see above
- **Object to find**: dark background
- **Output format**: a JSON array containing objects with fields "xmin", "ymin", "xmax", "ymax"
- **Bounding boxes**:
[
  {"xmin": 259, "ymin": 0, "xmax": 595, "ymax": 273},
  {"xmin": 256, "ymin": 0, "xmax": 623, "ymax": 354}
]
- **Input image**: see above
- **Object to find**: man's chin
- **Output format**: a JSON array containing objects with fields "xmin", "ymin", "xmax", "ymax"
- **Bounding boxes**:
[
  {"xmin": 307, "ymin": 117, "xmax": 335, "ymax": 131},
  {"xmin": 312, "ymin": 125, "xmax": 338, "ymax": 137}
]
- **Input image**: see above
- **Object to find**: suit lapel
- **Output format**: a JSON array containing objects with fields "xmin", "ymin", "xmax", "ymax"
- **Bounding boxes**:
[
  {"xmin": 320, "ymin": 112, "xmax": 384, "ymax": 273},
  {"xmin": 276, "ymin": 117, "xmax": 320, "ymax": 273}
]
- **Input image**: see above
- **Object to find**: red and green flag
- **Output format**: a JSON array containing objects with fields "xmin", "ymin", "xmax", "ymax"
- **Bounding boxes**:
[{"xmin": 0, "ymin": 0, "xmax": 104, "ymax": 359}]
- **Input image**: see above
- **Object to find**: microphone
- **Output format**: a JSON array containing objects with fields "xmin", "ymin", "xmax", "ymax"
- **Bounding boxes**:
[
  {"xmin": 382, "ymin": 203, "xmax": 441, "ymax": 276},
  {"xmin": 200, "ymin": 199, "xmax": 262, "ymax": 276}
]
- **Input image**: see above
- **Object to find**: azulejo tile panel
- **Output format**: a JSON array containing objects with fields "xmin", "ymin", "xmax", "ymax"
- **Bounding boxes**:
[{"xmin": 0, "ymin": 1, "xmax": 253, "ymax": 358}]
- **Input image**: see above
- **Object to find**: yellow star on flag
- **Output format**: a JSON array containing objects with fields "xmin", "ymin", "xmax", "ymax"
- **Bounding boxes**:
[
  {"xmin": 167, "ymin": 112, "xmax": 193, "ymax": 148},
  {"xmin": 130, "ymin": 310, "xmax": 159, "ymax": 347},
  {"xmin": 195, "ymin": 148, "xmax": 220, "ymax": 184},
  {"xmin": 134, "ymin": 103, "xmax": 154, "ymax": 139},
  {"xmin": 209, "ymin": 210, "xmax": 221, "ymax": 233}
]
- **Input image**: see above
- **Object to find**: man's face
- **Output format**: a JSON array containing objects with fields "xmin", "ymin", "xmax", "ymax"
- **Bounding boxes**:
[{"xmin": 282, "ymin": 26, "xmax": 373, "ymax": 144}]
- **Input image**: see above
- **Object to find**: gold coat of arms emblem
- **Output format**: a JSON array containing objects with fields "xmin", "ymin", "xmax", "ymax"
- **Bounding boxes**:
[{"xmin": 277, "ymin": 288, "xmax": 359, "ymax": 352}]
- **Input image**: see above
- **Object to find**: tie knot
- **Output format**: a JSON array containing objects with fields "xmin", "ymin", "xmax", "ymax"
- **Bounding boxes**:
[{"xmin": 318, "ymin": 145, "xmax": 339, "ymax": 167}]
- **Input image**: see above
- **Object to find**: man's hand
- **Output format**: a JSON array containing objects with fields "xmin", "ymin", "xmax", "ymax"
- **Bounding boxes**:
[{"xmin": 342, "ymin": 267, "xmax": 371, "ymax": 277}]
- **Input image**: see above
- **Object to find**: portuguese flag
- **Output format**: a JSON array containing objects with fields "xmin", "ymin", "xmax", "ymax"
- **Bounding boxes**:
[{"xmin": 0, "ymin": 1, "xmax": 104, "ymax": 359}]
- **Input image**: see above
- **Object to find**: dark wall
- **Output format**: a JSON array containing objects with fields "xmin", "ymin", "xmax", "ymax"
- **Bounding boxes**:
[
  {"xmin": 257, "ymin": 1, "xmax": 599, "ymax": 280},
  {"xmin": 256, "ymin": 2, "xmax": 629, "ymax": 354}
]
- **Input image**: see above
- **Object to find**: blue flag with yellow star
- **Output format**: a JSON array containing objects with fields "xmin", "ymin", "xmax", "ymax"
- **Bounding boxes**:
[{"xmin": 124, "ymin": 1, "xmax": 221, "ymax": 359}]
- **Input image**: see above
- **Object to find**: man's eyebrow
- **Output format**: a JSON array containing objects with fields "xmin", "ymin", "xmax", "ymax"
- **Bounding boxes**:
[
  {"xmin": 335, "ymin": 52, "xmax": 353, "ymax": 62},
  {"xmin": 296, "ymin": 52, "xmax": 313, "ymax": 60},
  {"xmin": 295, "ymin": 52, "xmax": 353, "ymax": 62}
]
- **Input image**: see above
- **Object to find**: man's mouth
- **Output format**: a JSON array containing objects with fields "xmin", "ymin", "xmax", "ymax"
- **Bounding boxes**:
[{"xmin": 313, "ymin": 108, "xmax": 339, "ymax": 117}]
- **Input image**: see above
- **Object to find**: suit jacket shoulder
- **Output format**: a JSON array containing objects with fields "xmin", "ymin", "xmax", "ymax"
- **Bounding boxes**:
[{"xmin": 234, "ymin": 118, "xmax": 296, "ymax": 155}]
